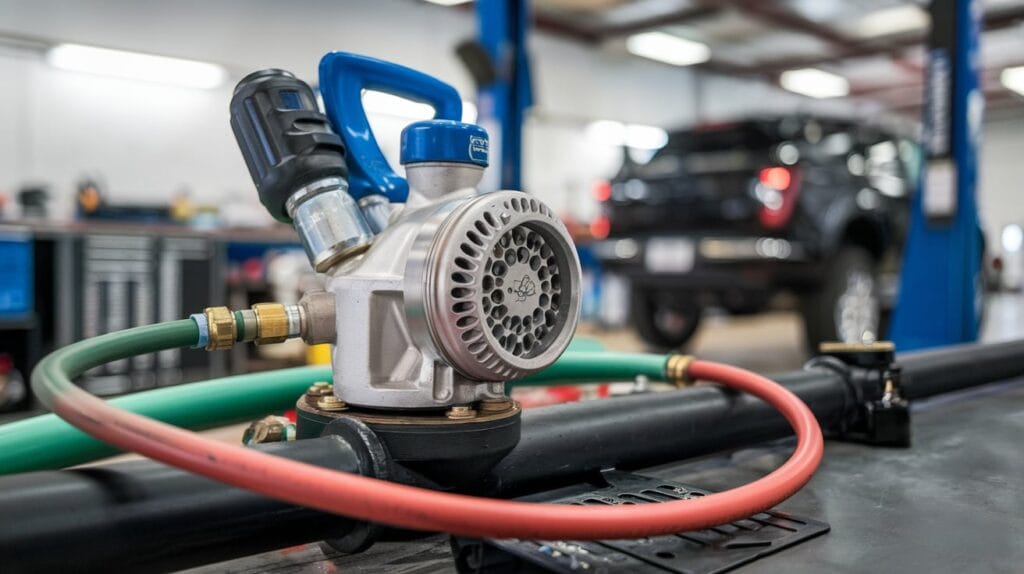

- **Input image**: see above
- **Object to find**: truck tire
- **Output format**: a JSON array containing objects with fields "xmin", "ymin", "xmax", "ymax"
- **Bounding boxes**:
[
  {"xmin": 631, "ymin": 288, "xmax": 702, "ymax": 349},
  {"xmin": 801, "ymin": 246, "xmax": 880, "ymax": 351}
]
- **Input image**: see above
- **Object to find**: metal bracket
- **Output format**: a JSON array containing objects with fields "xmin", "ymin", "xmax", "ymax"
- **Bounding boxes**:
[{"xmin": 814, "ymin": 341, "xmax": 911, "ymax": 447}]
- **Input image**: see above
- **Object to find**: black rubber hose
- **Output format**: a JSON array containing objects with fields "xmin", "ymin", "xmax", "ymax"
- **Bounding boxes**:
[{"xmin": 1, "ymin": 436, "xmax": 361, "ymax": 574}]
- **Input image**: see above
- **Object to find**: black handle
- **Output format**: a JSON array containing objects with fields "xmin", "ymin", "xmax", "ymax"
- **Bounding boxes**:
[{"xmin": 229, "ymin": 69, "xmax": 348, "ymax": 222}]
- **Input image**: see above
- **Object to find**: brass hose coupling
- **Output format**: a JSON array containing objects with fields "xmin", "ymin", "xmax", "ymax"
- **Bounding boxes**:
[
  {"xmin": 192, "ymin": 292, "xmax": 337, "ymax": 351},
  {"xmin": 665, "ymin": 354, "xmax": 696, "ymax": 388}
]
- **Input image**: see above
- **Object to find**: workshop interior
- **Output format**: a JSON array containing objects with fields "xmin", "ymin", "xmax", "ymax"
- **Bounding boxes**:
[{"xmin": 0, "ymin": 0, "xmax": 1022, "ymax": 572}]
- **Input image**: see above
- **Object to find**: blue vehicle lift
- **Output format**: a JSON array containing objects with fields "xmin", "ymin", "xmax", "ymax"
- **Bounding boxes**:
[
  {"xmin": 474, "ymin": 0, "xmax": 532, "ymax": 191},
  {"xmin": 890, "ymin": 0, "xmax": 984, "ymax": 350}
]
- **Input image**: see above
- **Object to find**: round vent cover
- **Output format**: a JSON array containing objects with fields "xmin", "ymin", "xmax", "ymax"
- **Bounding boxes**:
[{"xmin": 424, "ymin": 191, "xmax": 581, "ymax": 381}]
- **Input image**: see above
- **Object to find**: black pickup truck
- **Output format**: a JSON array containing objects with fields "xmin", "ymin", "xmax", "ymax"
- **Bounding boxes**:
[{"xmin": 594, "ymin": 116, "xmax": 918, "ymax": 350}]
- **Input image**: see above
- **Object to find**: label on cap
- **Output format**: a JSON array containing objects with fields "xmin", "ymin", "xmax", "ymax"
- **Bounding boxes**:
[{"xmin": 469, "ymin": 135, "xmax": 489, "ymax": 164}]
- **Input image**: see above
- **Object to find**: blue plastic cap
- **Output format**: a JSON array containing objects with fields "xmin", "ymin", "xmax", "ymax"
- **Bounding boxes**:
[{"xmin": 400, "ymin": 120, "xmax": 489, "ymax": 167}]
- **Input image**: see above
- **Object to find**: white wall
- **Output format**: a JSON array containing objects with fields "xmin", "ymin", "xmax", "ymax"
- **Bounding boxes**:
[{"xmin": 979, "ymin": 111, "xmax": 1024, "ymax": 250}]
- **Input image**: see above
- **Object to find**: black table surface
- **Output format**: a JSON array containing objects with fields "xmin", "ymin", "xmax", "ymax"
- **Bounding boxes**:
[{"xmin": 184, "ymin": 378, "xmax": 1024, "ymax": 573}]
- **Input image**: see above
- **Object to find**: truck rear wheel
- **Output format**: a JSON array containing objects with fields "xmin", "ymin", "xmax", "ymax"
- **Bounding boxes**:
[
  {"xmin": 801, "ymin": 246, "xmax": 880, "ymax": 351},
  {"xmin": 631, "ymin": 288, "xmax": 702, "ymax": 349}
]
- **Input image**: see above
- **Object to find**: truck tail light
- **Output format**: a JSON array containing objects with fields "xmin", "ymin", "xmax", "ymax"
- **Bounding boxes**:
[
  {"xmin": 592, "ymin": 180, "xmax": 612, "ymax": 202},
  {"xmin": 756, "ymin": 166, "xmax": 800, "ymax": 230},
  {"xmin": 590, "ymin": 215, "xmax": 611, "ymax": 240}
]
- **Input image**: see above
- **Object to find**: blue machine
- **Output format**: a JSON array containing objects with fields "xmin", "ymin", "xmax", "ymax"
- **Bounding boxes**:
[
  {"xmin": 0, "ymin": 232, "xmax": 33, "ymax": 322},
  {"xmin": 890, "ymin": 0, "xmax": 983, "ymax": 350}
]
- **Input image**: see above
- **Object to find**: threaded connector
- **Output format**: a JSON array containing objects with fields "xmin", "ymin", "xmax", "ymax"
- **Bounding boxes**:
[
  {"xmin": 204, "ymin": 306, "xmax": 237, "ymax": 351},
  {"xmin": 665, "ymin": 354, "xmax": 696, "ymax": 388}
]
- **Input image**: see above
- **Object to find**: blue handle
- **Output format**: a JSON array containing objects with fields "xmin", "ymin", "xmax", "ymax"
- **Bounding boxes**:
[{"xmin": 319, "ymin": 52, "xmax": 463, "ymax": 202}]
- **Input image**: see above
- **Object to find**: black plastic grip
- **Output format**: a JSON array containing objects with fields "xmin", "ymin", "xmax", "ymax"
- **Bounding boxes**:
[{"xmin": 229, "ymin": 69, "xmax": 348, "ymax": 222}]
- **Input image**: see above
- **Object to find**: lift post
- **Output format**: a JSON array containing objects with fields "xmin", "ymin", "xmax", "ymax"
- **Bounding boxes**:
[
  {"xmin": 474, "ymin": 0, "xmax": 532, "ymax": 192},
  {"xmin": 890, "ymin": 0, "xmax": 984, "ymax": 350}
]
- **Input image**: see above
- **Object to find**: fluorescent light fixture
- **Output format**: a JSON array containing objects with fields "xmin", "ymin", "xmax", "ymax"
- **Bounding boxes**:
[
  {"xmin": 47, "ymin": 43, "xmax": 226, "ymax": 89},
  {"xmin": 625, "ymin": 124, "xmax": 668, "ymax": 150},
  {"xmin": 855, "ymin": 5, "xmax": 928, "ymax": 38},
  {"xmin": 363, "ymin": 90, "xmax": 435, "ymax": 120},
  {"xmin": 1003, "ymin": 224, "xmax": 1023, "ymax": 253},
  {"xmin": 626, "ymin": 31, "xmax": 710, "ymax": 67},
  {"xmin": 362, "ymin": 90, "xmax": 478, "ymax": 123},
  {"xmin": 779, "ymin": 68, "xmax": 850, "ymax": 99},
  {"xmin": 586, "ymin": 120, "xmax": 668, "ymax": 150},
  {"xmin": 1000, "ymin": 66, "xmax": 1024, "ymax": 96},
  {"xmin": 422, "ymin": 0, "xmax": 472, "ymax": 5}
]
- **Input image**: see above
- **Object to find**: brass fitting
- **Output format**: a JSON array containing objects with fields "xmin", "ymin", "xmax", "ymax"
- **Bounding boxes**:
[
  {"xmin": 316, "ymin": 395, "xmax": 348, "ymax": 412},
  {"xmin": 204, "ymin": 306, "xmax": 237, "ymax": 351},
  {"xmin": 252, "ymin": 303, "xmax": 290, "ymax": 345},
  {"xmin": 665, "ymin": 354, "xmax": 696, "ymax": 388},
  {"xmin": 446, "ymin": 405, "xmax": 477, "ymax": 419},
  {"xmin": 242, "ymin": 415, "xmax": 295, "ymax": 445}
]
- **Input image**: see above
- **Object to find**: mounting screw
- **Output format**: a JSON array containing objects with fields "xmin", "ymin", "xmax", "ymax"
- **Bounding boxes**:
[
  {"xmin": 446, "ymin": 405, "xmax": 477, "ymax": 419},
  {"xmin": 316, "ymin": 395, "xmax": 348, "ymax": 412},
  {"xmin": 478, "ymin": 398, "xmax": 513, "ymax": 413},
  {"xmin": 306, "ymin": 381, "xmax": 333, "ymax": 397}
]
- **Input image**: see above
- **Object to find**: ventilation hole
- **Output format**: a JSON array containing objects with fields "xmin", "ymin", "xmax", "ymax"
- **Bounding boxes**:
[
  {"xmin": 551, "ymin": 274, "xmax": 561, "ymax": 289},
  {"xmin": 517, "ymin": 247, "xmax": 529, "ymax": 263},
  {"xmin": 492, "ymin": 262, "xmax": 507, "ymax": 276},
  {"xmin": 656, "ymin": 552, "xmax": 676, "ymax": 560},
  {"xmin": 460, "ymin": 243, "xmax": 479, "ymax": 257},
  {"xmin": 492, "ymin": 290, "xmax": 504, "ymax": 304},
  {"xmin": 468, "ymin": 340, "xmax": 487, "ymax": 354},
  {"xmin": 533, "ymin": 308, "xmax": 544, "ymax": 322},
  {"xmin": 523, "ymin": 316, "xmax": 532, "ymax": 328},
  {"xmin": 545, "ymin": 310, "xmax": 557, "ymax": 327},
  {"xmin": 452, "ymin": 301, "xmax": 474, "ymax": 313},
  {"xmin": 483, "ymin": 211, "xmax": 497, "ymax": 228},
  {"xmin": 538, "ymin": 266, "xmax": 549, "ymax": 280},
  {"xmin": 467, "ymin": 230, "xmax": 484, "ymax": 246},
  {"xmin": 482, "ymin": 275, "xmax": 494, "ymax": 290},
  {"xmin": 487, "ymin": 317, "xmax": 494, "ymax": 327},
  {"xmin": 503, "ymin": 200, "xmax": 511, "ymax": 210},
  {"xmin": 451, "ymin": 287, "xmax": 473, "ymax": 299},
  {"xmin": 504, "ymin": 250, "xmax": 516, "ymax": 265},
  {"xmin": 529, "ymin": 255, "xmax": 541, "ymax": 270},
  {"xmin": 492, "ymin": 325, "xmax": 504, "ymax": 337},
  {"xmin": 451, "ymin": 272, "xmax": 471, "ymax": 284},
  {"xmin": 541, "ymin": 280, "xmax": 550, "ymax": 292},
  {"xmin": 461, "ymin": 329, "xmax": 481, "ymax": 342},
  {"xmin": 513, "ymin": 342, "xmax": 523, "ymax": 355},
  {"xmin": 456, "ymin": 316, "xmax": 478, "ymax": 328},
  {"xmin": 540, "ymin": 244, "xmax": 552, "ymax": 258},
  {"xmin": 474, "ymin": 220, "xmax": 491, "ymax": 236},
  {"xmin": 529, "ymin": 199, "xmax": 538, "ymax": 212},
  {"xmin": 495, "ymin": 277, "xmax": 504, "ymax": 288},
  {"xmin": 454, "ymin": 257, "xmax": 475, "ymax": 271}
]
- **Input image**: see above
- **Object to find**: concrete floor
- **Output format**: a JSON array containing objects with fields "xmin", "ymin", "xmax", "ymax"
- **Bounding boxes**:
[{"xmin": 578, "ymin": 291, "xmax": 1024, "ymax": 374}]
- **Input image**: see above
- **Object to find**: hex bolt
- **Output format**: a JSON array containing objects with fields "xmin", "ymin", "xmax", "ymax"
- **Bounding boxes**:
[
  {"xmin": 478, "ymin": 398, "xmax": 513, "ymax": 413},
  {"xmin": 306, "ymin": 381, "xmax": 333, "ymax": 397},
  {"xmin": 446, "ymin": 405, "xmax": 477, "ymax": 419},
  {"xmin": 316, "ymin": 395, "xmax": 348, "ymax": 412}
]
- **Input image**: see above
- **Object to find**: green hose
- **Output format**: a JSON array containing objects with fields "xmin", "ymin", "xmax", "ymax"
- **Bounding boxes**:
[
  {"xmin": 5, "ymin": 319, "xmax": 670, "ymax": 475},
  {"xmin": 1, "ymin": 321, "xmax": 333, "ymax": 474},
  {"xmin": 511, "ymin": 351, "xmax": 667, "ymax": 386}
]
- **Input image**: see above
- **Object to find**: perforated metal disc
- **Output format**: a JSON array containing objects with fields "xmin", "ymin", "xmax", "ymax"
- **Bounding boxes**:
[{"xmin": 424, "ymin": 192, "xmax": 581, "ymax": 381}]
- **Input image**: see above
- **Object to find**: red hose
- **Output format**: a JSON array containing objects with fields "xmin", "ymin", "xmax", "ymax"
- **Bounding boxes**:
[{"xmin": 50, "ymin": 360, "xmax": 823, "ymax": 539}]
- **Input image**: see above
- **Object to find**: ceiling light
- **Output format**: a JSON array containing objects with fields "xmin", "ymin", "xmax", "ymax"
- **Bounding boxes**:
[
  {"xmin": 779, "ymin": 68, "xmax": 850, "ymax": 99},
  {"xmin": 624, "ymin": 124, "xmax": 668, "ymax": 150},
  {"xmin": 47, "ymin": 43, "xmax": 226, "ymax": 89},
  {"xmin": 422, "ymin": 0, "xmax": 472, "ymax": 5},
  {"xmin": 586, "ymin": 120, "xmax": 668, "ymax": 150},
  {"xmin": 362, "ymin": 91, "xmax": 478, "ymax": 123},
  {"xmin": 585, "ymin": 120, "xmax": 627, "ymax": 146},
  {"xmin": 1001, "ymin": 66, "xmax": 1024, "ymax": 96},
  {"xmin": 626, "ymin": 31, "xmax": 710, "ymax": 67},
  {"xmin": 855, "ymin": 5, "xmax": 929, "ymax": 38}
]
